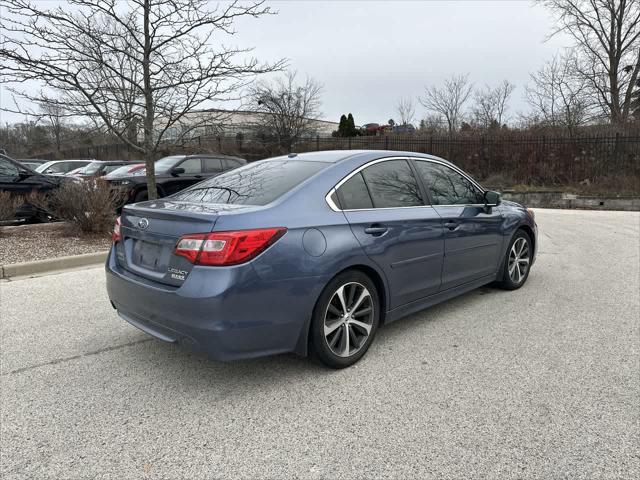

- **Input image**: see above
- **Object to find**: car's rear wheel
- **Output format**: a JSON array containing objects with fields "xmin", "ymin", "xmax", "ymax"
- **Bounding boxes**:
[
  {"xmin": 311, "ymin": 270, "xmax": 380, "ymax": 369},
  {"xmin": 133, "ymin": 189, "xmax": 149, "ymax": 203},
  {"xmin": 497, "ymin": 229, "xmax": 532, "ymax": 290}
]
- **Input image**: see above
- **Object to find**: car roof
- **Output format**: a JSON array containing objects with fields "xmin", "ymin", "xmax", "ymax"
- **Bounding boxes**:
[
  {"xmin": 88, "ymin": 160, "xmax": 134, "ymax": 164},
  {"xmin": 44, "ymin": 159, "xmax": 94, "ymax": 164},
  {"xmin": 184, "ymin": 154, "xmax": 246, "ymax": 162},
  {"xmin": 270, "ymin": 150, "xmax": 454, "ymax": 166}
]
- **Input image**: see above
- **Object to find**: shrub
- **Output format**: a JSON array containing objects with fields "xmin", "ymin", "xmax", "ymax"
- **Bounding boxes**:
[
  {"xmin": 30, "ymin": 180, "xmax": 123, "ymax": 234},
  {"xmin": 0, "ymin": 192, "xmax": 22, "ymax": 223}
]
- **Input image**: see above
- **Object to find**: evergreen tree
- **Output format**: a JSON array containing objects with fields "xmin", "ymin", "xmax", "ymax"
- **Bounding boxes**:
[
  {"xmin": 347, "ymin": 113, "xmax": 357, "ymax": 136},
  {"xmin": 338, "ymin": 114, "xmax": 348, "ymax": 137}
]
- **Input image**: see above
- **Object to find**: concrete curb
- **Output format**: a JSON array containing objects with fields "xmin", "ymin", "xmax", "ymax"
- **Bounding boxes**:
[{"xmin": 0, "ymin": 251, "xmax": 108, "ymax": 279}]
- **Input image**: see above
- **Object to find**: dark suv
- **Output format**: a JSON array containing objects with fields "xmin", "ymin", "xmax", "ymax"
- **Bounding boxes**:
[
  {"xmin": 0, "ymin": 153, "xmax": 63, "ymax": 222},
  {"xmin": 105, "ymin": 154, "xmax": 246, "ymax": 203}
]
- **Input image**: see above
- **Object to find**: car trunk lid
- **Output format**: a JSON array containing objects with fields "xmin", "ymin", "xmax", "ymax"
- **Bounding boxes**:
[{"xmin": 116, "ymin": 200, "xmax": 247, "ymax": 286}]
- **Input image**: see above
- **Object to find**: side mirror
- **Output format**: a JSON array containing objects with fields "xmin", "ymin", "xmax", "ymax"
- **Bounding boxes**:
[
  {"xmin": 484, "ymin": 190, "xmax": 501, "ymax": 207},
  {"xmin": 171, "ymin": 167, "xmax": 185, "ymax": 176},
  {"xmin": 18, "ymin": 170, "xmax": 31, "ymax": 179}
]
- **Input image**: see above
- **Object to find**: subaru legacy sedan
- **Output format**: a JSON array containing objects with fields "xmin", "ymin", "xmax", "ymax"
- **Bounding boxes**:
[{"xmin": 106, "ymin": 150, "xmax": 537, "ymax": 368}]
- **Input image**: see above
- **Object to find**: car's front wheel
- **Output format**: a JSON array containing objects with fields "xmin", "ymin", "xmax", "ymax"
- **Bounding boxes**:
[
  {"xmin": 497, "ymin": 229, "xmax": 533, "ymax": 290},
  {"xmin": 310, "ymin": 270, "xmax": 380, "ymax": 369}
]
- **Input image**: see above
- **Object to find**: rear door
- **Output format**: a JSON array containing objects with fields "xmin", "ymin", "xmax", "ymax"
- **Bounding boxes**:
[
  {"xmin": 413, "ymin": 160, "xmax": 503, "ymax": 290},
  {"xmin": 337, "ymin": 158, "xmax": 444, "ymax": 309},
  {"xmin": 202, "ymin": 157, "xmax": 224, "ymax": 179}
]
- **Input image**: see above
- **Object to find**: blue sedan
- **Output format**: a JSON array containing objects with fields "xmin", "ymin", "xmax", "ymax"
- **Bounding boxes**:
[{"xmin": 106, "ymin": 150, "xmax": 537, "ymax": 368}]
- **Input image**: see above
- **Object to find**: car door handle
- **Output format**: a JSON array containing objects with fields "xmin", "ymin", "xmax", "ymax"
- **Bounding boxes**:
[
  {"xmin": 444, "ymin": 221, "xmax": 460, "ymax": 231},
  {"xmin": 364, "ymin": 225, "xmax": 388, "ymax": 236}
]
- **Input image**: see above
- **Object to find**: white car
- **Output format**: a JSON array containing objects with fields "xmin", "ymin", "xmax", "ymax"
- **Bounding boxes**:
[{"xmin": 35, "ymin": 159, "xmax": 94, "ymax": 175}]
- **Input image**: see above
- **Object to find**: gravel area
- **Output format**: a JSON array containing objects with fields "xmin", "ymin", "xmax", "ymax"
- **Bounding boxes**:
[{"xmin": 0, "ymin": 223, "xmax": 111, "ymax": 265}]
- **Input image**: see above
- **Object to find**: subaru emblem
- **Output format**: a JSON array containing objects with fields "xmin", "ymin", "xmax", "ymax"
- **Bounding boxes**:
[{"xmin": 138, "ymin": 218, "xmax": 149, "ymax": 230}]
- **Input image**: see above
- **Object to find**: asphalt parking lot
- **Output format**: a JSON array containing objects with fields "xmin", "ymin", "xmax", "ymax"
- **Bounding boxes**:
[{"xmin": 1, "ymin": 208, "xmax": 639, "ymax": 479}]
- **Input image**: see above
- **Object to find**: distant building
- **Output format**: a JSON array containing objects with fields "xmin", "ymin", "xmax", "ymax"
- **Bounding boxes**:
[{"xmin": 163, "ymin": 109, "xmax": 338, "ymax": 140}]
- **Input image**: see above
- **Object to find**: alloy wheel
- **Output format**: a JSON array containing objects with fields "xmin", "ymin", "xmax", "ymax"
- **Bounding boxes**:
[
  {"xmin": 508, "ymin": 237, "xmax": 530, "ymax": 284},
  {"xmin": 323, "ymin": 282, "xmax": 374, "ymax": 358}
]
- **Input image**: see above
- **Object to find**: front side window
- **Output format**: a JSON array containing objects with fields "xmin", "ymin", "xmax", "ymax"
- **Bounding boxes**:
[
  {"xmin": 171, "ymin": 160, "xmax": 326, "ymax": 206},
  {"xmin": 154, "ymin": 155, "xmax": 186, "ymax": 174},
  {"xmin": 360, "ymin": 160, "xmax": 423, "ymax": 208},
  {"xmin": 0, "ymin": 156, "xmax": 19, "ymax": 177},
  {"xmin": 414, "ymin": 161, "xmax": 483, "ymax": 205},
  {"xmin": 179, "ymin": 158, "xmax": 202, "ymax": 174}
]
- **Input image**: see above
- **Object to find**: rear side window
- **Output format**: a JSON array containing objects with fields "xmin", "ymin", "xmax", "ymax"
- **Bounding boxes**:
[
  {"xmin": 414, "ymin": 161, "xmax": 483, "ymax": 205},
  {"xmin": 171, "ymin": 160, "xmax": 326, "ymax": 205},
  {"xmin": 336, "ymin": 172, "xmax": 373, "ymax": 209},
  {"xmin": 223, "ymin": 159, "xmax": 242, "ymax": 170},
  {"xmin": 361, "ymin": 160, "xmax": 423, "ymax": 208},
  {"xmin": 203, "ymin": 158, "xmax": 223, "ymax": 173}
]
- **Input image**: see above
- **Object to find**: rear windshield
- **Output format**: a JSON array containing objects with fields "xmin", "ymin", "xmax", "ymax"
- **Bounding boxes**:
[
  {"xmin": 171, "ymin": 160, "xmax": 326, "ymax": 205},
  {"xmin": 80, "ymin": 162, "xmax": 103, "ymax": 175}
]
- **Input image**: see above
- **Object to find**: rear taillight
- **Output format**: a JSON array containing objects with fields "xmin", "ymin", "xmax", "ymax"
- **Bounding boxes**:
[
  {"xmin": 174, "ymin": 228, "xmax": 286, "ymax": 266},
  {"xmin": 112, "ymin": 216, "xmax": 121, "ymax": 242}
]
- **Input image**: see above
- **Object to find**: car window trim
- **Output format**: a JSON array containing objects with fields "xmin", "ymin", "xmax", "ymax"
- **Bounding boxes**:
[{"xmin": 325, "ymin": 156, "xmax": 486, "ymax": 212}]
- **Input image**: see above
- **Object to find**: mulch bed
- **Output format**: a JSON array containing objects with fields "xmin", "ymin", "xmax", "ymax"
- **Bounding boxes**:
[{"xmin": 0, "ymin": 222, "xmax": 111, "ymax": 265}]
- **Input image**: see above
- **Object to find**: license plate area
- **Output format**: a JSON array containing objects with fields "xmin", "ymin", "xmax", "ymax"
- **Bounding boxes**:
[{"xmin": 132, "ymin": 240, "xmax": 166, "ymax": 272}]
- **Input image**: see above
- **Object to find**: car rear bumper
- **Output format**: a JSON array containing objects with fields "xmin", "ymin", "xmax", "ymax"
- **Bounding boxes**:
[{"xmin": 105, "ymin": 248, "xmax": 325, "ymax": 361}]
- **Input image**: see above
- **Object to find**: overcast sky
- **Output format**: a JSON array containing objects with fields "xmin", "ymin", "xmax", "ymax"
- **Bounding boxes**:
[{"xmin": 0, "ymin": 0, "xmax": 571, "ymax": 126}]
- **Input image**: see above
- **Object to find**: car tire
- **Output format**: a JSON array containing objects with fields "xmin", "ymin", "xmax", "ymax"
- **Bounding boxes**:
[
  {"xmin": 497, "ymin": 229, "xmax": 533, "ymax": 290},
  {"xmin": 310, "ymin": 270, "xmax": 380, "ymax": 369},
  {"xmin": 133, "ymin": 189, "xmax": 149, "ymax": 203}
]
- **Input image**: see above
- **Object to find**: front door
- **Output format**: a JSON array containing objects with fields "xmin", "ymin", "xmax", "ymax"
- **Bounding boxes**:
[
  {"xmin": 163, "ymin": 157, "xmax": 204, "ymax": 195},
  {"xmin": 413, "ymin": 159, "xmax": 503, "ymax": 290},
  {"xmin": 336, "ymin": 159, "xmax": 445, "ymax": 309}
]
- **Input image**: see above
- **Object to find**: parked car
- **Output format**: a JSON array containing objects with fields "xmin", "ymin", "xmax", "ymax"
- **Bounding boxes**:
[
  {"xmin": 0, "ymin": 153, "xmax": 63, "ymax": 222},
  {"xmin": 70, "ymin": 160, "xmax": 139, "ymax": 179},
  {"xmin": 106, "ymin": 150, "xmax": 538, "ymax": 368},
  {"xmin": 35, "ymin": 159, "xmax": 94, "ymax": 176},
  {"xmin": 103, "ymin": 163, "xmax": 145, "ymax": 179},
  {"xmin": 18, "ymin": 159, "xmax": 48, "ymax": 170},
  {"xmin": 104, "ymin": 154, "xmax": 246, "ymax": 203}
]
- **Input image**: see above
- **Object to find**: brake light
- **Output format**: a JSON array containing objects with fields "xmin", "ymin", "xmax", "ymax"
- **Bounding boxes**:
[
  {"xmin": 112, "ymin": 216, "xmax": 121, "ymax": 242},
  {"xmin": 174, "ymin": 228, "xmax": 286, "ymax": 266}
]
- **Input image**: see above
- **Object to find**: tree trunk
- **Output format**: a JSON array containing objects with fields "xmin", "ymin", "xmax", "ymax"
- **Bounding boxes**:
[{"xmin": 142, "ymin": 0, "xmax": 157, "ymax": 200}]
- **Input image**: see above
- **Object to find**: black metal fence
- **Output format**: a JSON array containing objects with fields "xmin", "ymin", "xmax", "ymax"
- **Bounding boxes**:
[{"xmin": 38, "ymin": 132, "xmax": 640, "ymax": 190}]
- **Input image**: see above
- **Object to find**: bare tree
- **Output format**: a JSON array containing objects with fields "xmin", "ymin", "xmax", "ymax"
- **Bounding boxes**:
[
  {"xmin": 38, "ymin": 100, "xmax": 67, "ymax": 152},
  {"xmin": 419, "ymin": 74, "xmax": 473, "ymax": 134},
  {"xmin": 1, "ymin": 0, "xmax": 284, "ymax": 199},
  {"xmin": 540, "ymin": 0, "xmax": 640, "ymax": 124},
  {"xmin": 418, "ymin": 114, "xmax": 447, "ymax": 134},
  {"xmin": 525, "ymin": 55, "xmax": 592, "ymax": 132},
  {"xmin": 396, "ymin": 97, "xmax": 416, "ymax": 126},
  {"xmin": 472, "ymin": 80, "xmax": 515, "ymax": 129},
  {"xmin": 248, "ymin": 71, "xmax": 323, "ymax": 150}
]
